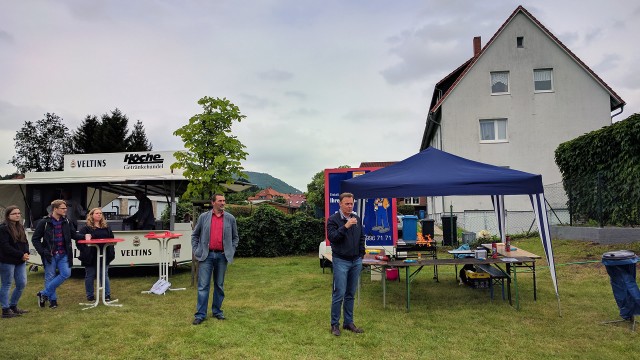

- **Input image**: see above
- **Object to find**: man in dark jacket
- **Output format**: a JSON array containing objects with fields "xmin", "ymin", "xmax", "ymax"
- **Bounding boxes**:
[
  {"xmin": 326, "ymin": 192, "xmax": 365, "ymax": 336},
  {"xmin": 124, "ymin": 190, "xmax": 156, "ymax": 230},
  {"xmin": 31, "ymin": 199, "xmax": 84, "ymax": 308}
]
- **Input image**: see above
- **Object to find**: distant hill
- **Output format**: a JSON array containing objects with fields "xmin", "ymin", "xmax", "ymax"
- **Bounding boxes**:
[{"xmin": 244, "ymin": 171, "xmax": 302, "ymax": 194}]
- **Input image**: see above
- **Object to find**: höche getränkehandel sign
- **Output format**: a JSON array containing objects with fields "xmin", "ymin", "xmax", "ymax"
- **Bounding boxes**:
[{"xmin": 64, "ymin": 151, "xmax": 180, "ymax": 174}]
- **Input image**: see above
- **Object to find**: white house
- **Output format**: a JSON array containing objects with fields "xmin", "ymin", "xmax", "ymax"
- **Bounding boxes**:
[{"xmin": 420, "ymin": 6, "xmax": 625, "ymax": 217}]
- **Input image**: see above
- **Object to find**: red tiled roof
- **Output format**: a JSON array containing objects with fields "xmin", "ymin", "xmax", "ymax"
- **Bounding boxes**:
[
  {"xmin": 359, "ymin": 161, "xmax": 398, "ymax": 168},
  {"xmin": 247, "ymin": 188, "xmax": 307, "ymax": 208}
]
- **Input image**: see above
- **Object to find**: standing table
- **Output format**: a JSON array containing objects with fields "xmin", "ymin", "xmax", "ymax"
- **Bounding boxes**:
[
  {"xmin": 78, "ymin": 238, "xmax": 124, "ymax": 310},
  {"xmin": 143, "ymin": 231, "xmax": 185, "ymax": 293}
]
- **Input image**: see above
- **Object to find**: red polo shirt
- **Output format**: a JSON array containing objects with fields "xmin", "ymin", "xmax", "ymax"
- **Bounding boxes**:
[{"xmin": 209, "ymin": 211, "xmax": 224, "ymax": 251}]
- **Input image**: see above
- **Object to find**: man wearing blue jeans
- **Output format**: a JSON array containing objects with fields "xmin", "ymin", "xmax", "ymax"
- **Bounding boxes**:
[
  {"xmin": 32, "ymin": 199, "xmax": 83, "ymax": 308},
  {"xmin": 191, "ymin": 194, "xmax": 239, "ymax": 325},
  {"xmin": 326, "ymin": 192, "xmax": 366, "ymax": 336}
]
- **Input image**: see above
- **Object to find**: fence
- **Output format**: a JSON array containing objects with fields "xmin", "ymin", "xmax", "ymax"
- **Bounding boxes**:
[
  {"xmin": 431, "ymin": 208, "xmax": 568, "ymax": 238},
  {"xmin": 547, "ymin": 175, "xmax": 640, "ymax": 227},
  {"xmin": 429, "ymin": 181, "xmax": 572, "ymax": 238}
]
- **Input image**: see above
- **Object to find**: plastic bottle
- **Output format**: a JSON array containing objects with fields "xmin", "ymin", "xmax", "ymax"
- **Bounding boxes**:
[
  {"xmin": 505, "ymin": 235, "xmax": 511, "ymax": 252},
  {"xmin": 491, "ymin": 242, "xmax": 498, "ymax": 258}
]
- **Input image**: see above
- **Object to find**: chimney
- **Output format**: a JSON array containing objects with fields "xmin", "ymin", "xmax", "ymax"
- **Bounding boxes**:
[{"xmin": 473, "ymin": 36, "xmax": 481, "ymax": 56}]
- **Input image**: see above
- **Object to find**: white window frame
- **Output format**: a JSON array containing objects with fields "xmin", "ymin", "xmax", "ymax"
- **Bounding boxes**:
[
  {"xmin": 534, "ymin": 68, "xmax": 554, "ymax": 93},
  {"xmin": 490, "ymin": 71, "xmax": 510, "ymax": 95},
  {"xmin": 403, "ymin": 197, "xmax": 420, "ymax": 205},
  {"xmin": 479, "ymin": 118, "xmax": 508, "ymax": 143}
]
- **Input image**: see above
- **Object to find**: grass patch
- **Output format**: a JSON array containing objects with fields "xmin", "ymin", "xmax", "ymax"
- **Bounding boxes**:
[{"xmin": 2, "ymin": 238, "xmax": 639, "ymax": 359}]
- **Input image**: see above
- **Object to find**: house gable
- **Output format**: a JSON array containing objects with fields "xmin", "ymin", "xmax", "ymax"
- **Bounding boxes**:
[{"xmin": 420, "ymin": 5, "xmax": 625, "ymax": 150}]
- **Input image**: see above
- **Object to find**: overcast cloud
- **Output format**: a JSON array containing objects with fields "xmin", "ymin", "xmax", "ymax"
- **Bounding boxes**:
[{"xmin": 0, "ymin": 0, "xmax": 638, "ymax": 191}]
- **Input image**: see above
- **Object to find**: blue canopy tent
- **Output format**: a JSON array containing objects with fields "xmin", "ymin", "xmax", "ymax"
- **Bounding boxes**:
[{"xmin": 341, "ymin": 147, "xmax": 559, "ymax": 305}]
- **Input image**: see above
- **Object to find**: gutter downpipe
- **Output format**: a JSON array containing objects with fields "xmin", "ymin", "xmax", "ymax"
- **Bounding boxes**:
[
  {"xmin": 425, "ymin": 110, "xmax": 444, "ymax": 221},
  {"xmin": 610, "ymin": 105, "xmax": 624, "ymax": 123}
]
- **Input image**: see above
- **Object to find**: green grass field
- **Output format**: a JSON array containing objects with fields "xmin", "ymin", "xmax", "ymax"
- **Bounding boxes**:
[{"xmin": 2, "ymin": 238, "xmax": 639, "ymax": 359}]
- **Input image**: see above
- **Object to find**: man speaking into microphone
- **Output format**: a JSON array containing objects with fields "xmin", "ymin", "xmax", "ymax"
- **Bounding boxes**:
[{"xmin": 326, "ymin": 192, "xmax": 365, "ymax": 336}]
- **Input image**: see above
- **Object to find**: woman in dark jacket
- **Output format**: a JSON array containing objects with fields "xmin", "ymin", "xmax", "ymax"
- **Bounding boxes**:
[
  {"xmin": 0, "ymin": 206, "xmax": 30, "ymax": 318},
  {"xmin": 77, "ymin": 208, "xmax": 116, "ymax": 301}
]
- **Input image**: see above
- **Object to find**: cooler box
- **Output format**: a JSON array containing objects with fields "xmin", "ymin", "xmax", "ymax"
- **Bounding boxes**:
[
  {"xmin": 386, "ymin": 268, "xmax": 399, "ymax": 281},
  {"xmin": 403, "ymin": 215, "xmax": 418, "ymax": 241},
  {"xmin": 466, "ymin": 270, "xmax": 490, "ymax": 289}
]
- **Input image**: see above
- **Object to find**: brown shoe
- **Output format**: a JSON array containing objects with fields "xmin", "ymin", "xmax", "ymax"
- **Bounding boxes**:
[
  {"xmin": 330, "ymin": 325, "xmax": 341, "ymax": 336},
  {"xmin": 10, "ymin": 306, "xmax": 28, "ymax": 315},
  {"xmin": 343, "ymin": 323, "xmax": 364, "ymax": 333}
]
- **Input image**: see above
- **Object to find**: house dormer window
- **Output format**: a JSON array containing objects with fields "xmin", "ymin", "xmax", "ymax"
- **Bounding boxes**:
[
  {"xmin": 517, "ymin": 36, "xmax": 524, "ymax": 48},
  {"xmin": 534, "ymin": 68, "xmax": 553, "ymax": 92},
  {"xmin": 490, "ymin": 71, "xmax": 509, "ymax": 94}
]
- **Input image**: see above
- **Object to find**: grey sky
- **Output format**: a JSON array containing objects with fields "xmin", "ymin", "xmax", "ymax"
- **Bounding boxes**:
[{"xmin": 0, "ymin": 0, "xmax": 638, "ymax": 191}]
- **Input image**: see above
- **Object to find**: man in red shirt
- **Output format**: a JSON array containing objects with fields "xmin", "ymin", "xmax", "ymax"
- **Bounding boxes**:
[{"xmin": 191, "ymin": 194, "xmax": 239, "ymax": 325}]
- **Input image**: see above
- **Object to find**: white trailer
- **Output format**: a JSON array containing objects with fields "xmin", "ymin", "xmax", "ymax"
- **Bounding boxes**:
[{"xmin": 0, "ymin": 151, "xmax": 250, "ymax": 268}]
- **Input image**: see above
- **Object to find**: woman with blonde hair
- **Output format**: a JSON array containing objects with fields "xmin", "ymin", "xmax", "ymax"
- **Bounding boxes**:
[
  {"xmin": 77, "ymin": 208, "xmax": 116, "ymax": 301},
  {"xmin": 0, "ymin": 206, "xmax": 30, "ymax": 318}
]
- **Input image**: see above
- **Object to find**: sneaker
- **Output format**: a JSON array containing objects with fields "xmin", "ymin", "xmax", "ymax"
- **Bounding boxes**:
[
  {"xmin": 36, "ymin": 292, "xmax": 47, "ymax": 308},
  {"xmin": 49, "ymin": 300, "xmax": 58, "ymax": 309},
  {"xmin": 105, "ymin": 295, "xmax": 111, "ymax": 302},
  {"xmin": 87, "ymin": 295, "xmax": 95, "ymax": 301}
]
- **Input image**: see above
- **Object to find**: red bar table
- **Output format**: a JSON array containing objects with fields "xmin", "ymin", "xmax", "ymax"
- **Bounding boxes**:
[
  {"xmin": 78, "ymin": 238, "xmax": 124, "ymax": 310},
  {"xmin": 142, "ymin": 231, "xmax": 185, "ymax": 293}
]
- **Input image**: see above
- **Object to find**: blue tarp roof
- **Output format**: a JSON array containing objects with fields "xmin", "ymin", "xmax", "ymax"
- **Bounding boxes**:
[{"xmin": 341, "ymin": 147, "xmax": 544, "ymax": 198}]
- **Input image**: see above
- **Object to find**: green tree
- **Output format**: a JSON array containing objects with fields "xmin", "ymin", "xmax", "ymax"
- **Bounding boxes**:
[
  {"xmin": 71, "ymin": 115, "xmax": 100, "ymax": 154},
  {"xmin": 94, "ymin": 108, "xmax": 130, "ymax": 152},
  {"xmin": 71, "ymin": 109, "xmax": 153, "ymax": 153},
  {"xmin": 305, "ymin": 170, "xmax": 325, "ymax": 216},
  {"xmin": 305, "ymin": 165, "xmax": 350, "ymax": 217},
  {"xmin": 10, "ymin": 113, "xmax": 71, "ymax": 173},
  {"xmin": 127, "ymin": 120, "xmax": 153, "ymax": 151},
  {"xmin": 172, "ymin": 96, "xmax": 248, "ymax": 200},
  {"xmin": 225, "ymin": 186, "xmax": 260, "ymax": 205}
]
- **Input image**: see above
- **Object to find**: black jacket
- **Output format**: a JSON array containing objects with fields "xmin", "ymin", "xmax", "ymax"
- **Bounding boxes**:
[
  {"xmin": 31, "ymin": 216, "xmax": 83, "ymax": 267},
  {"xmin": 326, "ymin": 211, "xmax": 365, "ymax": 261},
  {"xmin": 77, "ymin": 225, "xmax": 116, "ymax": 266},
  {"xmin": 0, "ymin": 224, "xmax": 29, "ymax": 265}
]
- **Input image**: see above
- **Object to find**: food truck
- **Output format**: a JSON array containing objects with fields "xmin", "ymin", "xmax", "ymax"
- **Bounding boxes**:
[{"xmin": 0, "ymin": 151, "xmax": 251, "ymax": 268}]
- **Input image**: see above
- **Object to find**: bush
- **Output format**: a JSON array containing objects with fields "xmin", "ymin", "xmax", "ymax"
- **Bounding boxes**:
[
  {"xmin": 236, "ymin": 204, "xmax": 324, "ymax": 257},
  {"xmin": 397, "ymin": 205, "xmax": 415, "ymax": 215},
  {"xmin": 160, "ymin": 200, "xmax": 193, "ymax": 228},
  {"xmin": 226, "ymin": 204, "xmax": 253, "ymax": 218}
]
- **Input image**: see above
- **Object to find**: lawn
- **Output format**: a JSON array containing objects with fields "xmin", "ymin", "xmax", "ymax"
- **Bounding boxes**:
[{"xmin": 2, "ymin": 238, "xmax": 639, "ymax": 360}]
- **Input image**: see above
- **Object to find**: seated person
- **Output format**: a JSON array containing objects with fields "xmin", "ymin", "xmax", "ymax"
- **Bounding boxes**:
[
  {"xmin": 123, "ymin": 190, "xmax": 156, "ymax": 230},
  {"xmin": 46, "ymin": 190, "xmax": 86, "ymax": 226}
]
